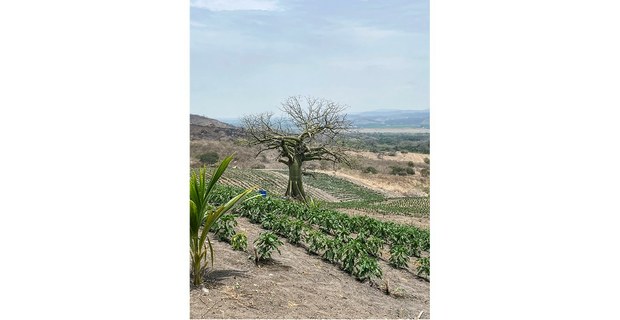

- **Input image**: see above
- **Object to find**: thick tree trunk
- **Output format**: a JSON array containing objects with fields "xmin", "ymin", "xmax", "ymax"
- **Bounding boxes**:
[{"xmin": 285, "ymin": 158, "xmax": 306, "ymax": 201}]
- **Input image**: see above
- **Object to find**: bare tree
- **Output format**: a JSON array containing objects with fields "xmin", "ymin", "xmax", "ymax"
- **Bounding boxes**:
[{"xmin": 241, "ymin": 96, "xmax": 352, "ymax": 202}]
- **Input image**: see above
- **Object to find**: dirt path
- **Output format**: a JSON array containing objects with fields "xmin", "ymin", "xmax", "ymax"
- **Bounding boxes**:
[{"xmin": 190, "ymin": 217, "xmax": 430, "ymax": 319}]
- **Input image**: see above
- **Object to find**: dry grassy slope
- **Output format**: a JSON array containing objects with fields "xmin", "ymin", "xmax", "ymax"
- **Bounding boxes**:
[{"xmin": 190, "ymin": 114, "xmax": 236, "ymax": 128}]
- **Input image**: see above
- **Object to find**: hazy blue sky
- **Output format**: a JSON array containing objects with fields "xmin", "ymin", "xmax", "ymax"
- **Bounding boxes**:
[{"xmin": 190, "ymin": 0, "xmax": 429, "ymax": 118}]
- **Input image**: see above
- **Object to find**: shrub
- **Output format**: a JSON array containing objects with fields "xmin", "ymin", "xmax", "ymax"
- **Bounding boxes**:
[
  {"xmin": 389, "ymin": 245, "xmax": 410, "ymax": 269},
  {"xmin": 323, "ymin": 238, "xmax": 341, "ymax": 263},
  {"xmin": 407, "ymin": 161, "xmax": 415, "ymax": 167},
  {"xmin": 390, "ymin": 166, "xmax": 407, "ymax": 176},
  {"xmin": 387, "ymin": 151, "xmax": 397, "ymax": 157},
  {"xmin": 423, "ymin": 157, "xmax": 430, "ymax": 165},
  {"xmin": 199, "ymin": 151, "xmax": 219, "ymax": 165},
  {"xmin": 285, "ymin": 219, "xmax": 306, "ymax": 245},
  {"xmin": 353, "ymin": 255, "xmax": 382, "ymax": 281},
  {"xmin": 417, "ymin": 257, "xmax": 430, "ymax": 278},
  {"xmin": 231, "ymin": 233, "xmax": 248, "ymax": 251},
  {"xmin": 364, "ymin": 235, "xmax": 384, "ymax": 258},
  {"xmin": 406, "ymin": 167, "xmax": 415, "ymax": 175},
  {"xmin": 338, "ymin": 239, "xmax": 366, "ymax": 274},
  {"xmin": 213, "ymin": 214, "xmax": 237, "ymax": 242},
  {"xmin": 362, "ymin": 166, "xmax": 378, "ymax": 174},
  {"xmin": 420, "ymin": 168, "xmax": 430, "ymax": 177},
  {"xmin": 306, "ymin": 230, "xmax": 327, "ymax": 255},
  {"xmin": 254, "ymin": 232, "xmax": 283, "ymax": 261}
]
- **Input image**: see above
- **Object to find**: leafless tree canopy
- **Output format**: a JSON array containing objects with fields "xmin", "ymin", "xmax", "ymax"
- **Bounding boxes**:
[{"xmin": 241, "ymin": 96, "xmax": 353, "ymax": 167}]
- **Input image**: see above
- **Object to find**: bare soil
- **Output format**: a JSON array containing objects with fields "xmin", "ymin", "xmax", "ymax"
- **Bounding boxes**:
[
  {"xmin": 190, "ymin": 217, "xmax": 430, "ymax": 319},
  {"xmin": 347, "ymin": 151, "xmax": 430, "ymax": 164},
  {"xmin": 315, "ymin": 169, "xmax": 428, "ymax": 198}
]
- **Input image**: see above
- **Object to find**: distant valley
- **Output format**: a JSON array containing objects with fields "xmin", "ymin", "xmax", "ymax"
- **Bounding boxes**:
[{"xmin": 211, "ymin": 109, "xmax": 429, "ymax": 129}]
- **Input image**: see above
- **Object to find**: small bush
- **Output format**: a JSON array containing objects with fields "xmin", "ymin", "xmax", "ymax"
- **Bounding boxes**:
[
  {"xmin": 306, "ymin": 230, "xmax": 327, "ymax": 255},
  {"xmin": 387, "ymin": 151, "xmax": 397, "ymax": 157},
  {"xmin": 390, "ymin": 166, "xmax": 407, "ymax": 175},
  {"xmin": 420, "ymin": 168, "xmax": 430, "ymax": 177},
  {"xmin": 362, "ymin": 166, "xmax": 378, "ymax": 174},
  {"xmin": 199, "ymin": 151, "xmax": 219, "ymax": 165},
  {"xmin": 423, "ymin": 157, "xmax": 430, "ymax": 165},
  {"xmin": 231, "ymin": 233, "xmax": 248, "ymax": 251},
  {"xmin": 417, "ymin": 257, "xmax": 430, "ymax": 278},
  {"xmin": 389, "ymin": 245, "xmax": 409, "ymax": 269},
  {"xmin": 213, "ymin": 214, "xmax": 237, "ymax": 242},
  {"xmin": 254, "ymin": 232, "xmax": 283, "ymax": 261},
  {"xmin": 353, "ymin": 255, "xmax": 383, "ymax": 281},
  {"xmin": 407, "ymin": 161, "xmax": 415, "ymax": 167},
  {"xmin": 406, "ymin": 167, "xmax": 415, "ymax": 175}
]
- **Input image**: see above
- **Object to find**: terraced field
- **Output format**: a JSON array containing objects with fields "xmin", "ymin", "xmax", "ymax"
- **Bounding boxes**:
[{"xmin": 212, "ymin": 168, "xmax": 430, "ymax": 219}]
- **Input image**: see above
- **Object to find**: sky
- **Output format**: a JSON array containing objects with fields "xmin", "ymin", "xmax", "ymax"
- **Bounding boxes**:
[{"xmin": 190, "ymin": 0, "xmax": 429, "ymax": 119}]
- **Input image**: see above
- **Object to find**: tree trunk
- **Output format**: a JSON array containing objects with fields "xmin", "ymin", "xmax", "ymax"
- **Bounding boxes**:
[{"xmin": 286, "ymin": 158, "xmax": 306, "ymax": 201}]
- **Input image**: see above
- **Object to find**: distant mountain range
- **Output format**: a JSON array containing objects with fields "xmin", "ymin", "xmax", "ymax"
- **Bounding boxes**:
[
  {"xmin": 347, "ymin": 109, "xmax": 429, "ymax": 128},
  {"xmin": 195, "ymin": 108, "xmax": 429, "ymax": 130}
]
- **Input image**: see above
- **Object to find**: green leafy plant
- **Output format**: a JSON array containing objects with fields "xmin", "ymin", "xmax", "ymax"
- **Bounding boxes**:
[
  {"xmin": 306, "ymin": 197, "xmax": 323, "ymax": 209},
  {"xmin": 231, "ymin": 233, "xmax": 248, "ymax": 251},
  {"xmin": 353, "ymin": 255, "xmax": 383, "ymax": 281},
  {"xmin": 190, "ymin": 155, "xmax": 256, "ymax": 286},
  {"xmin": 417, "ymin": 257, "xmax": 430, "ymax": 278},
  {"xmin": 322, "ymin": 238, "xmax": 341, "ymax": 263},
  {"xmin": 389, "ymin": 245, "xmax": 410, "ymax": 269},
  {"xmin": 285, "ymin": 219, "xmax": 306, "ymax": 245},
  {"xmin": 213, "ymin": 214, "xmax": 238, "ymax": 242},
  {"xmin": 254, "ymin": 232, "xmax": 283, "ymax": 261},
  {"xmin": 306, "ymin": 230, "xmax": 327, "ymax": 254},
  {"xmin": 363, "ymin": 235, "xmax": 384, "ymax": 258},
  {"xmin": 338, "ymin": 238, "xmax": 366, "ymax": 274}
]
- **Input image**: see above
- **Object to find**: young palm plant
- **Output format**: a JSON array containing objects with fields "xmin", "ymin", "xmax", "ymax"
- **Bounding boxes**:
[{"xmin": 190, "ymin": 155, "xmax": 256, "ymax": 286}]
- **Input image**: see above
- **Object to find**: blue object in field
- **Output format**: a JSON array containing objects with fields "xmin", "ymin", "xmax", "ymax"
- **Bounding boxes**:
[{"xmin": 259, "ymin": 189, "xmax": 267, "ymax": 198}]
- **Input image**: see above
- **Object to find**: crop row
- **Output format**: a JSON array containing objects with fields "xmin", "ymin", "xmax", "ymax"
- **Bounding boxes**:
[
  {"xmin": 208, "ymin": 186, "xmax": 430, "ymax": 280},
  {"xmin": 327, "ymin": 197, "xmax": 430, "ymax": 217},
  {"xmin": 212, "ymin": 168, "xmax": 335, "ymax": 202},
  {"xmin": 271, "ymin": 170, "xmax": 385, "ymax": 202}
]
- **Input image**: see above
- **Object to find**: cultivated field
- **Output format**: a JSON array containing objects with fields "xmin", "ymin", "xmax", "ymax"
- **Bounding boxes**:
[
  {"xmin": 191, "ymin": 168, "xmax": 430, "ymax": 318},
  {"xmin": 190, "ymin": 118, "xmax": 430, "ymax": 319}
]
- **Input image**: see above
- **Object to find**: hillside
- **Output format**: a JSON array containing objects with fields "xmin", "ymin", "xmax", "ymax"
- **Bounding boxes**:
[
  {"xmin": 190, "ymin": 114, "xmax": 242, "ymax": 140},
  {"xmin": 190, "ymin": 114, "xmax": 237, "ymax": 128}
]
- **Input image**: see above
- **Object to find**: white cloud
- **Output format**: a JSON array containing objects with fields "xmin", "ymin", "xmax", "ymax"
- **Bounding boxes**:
[
  {"xmin": 190, "ymin": 0, "xmax": 281, "ymax": 11},
  {"xmin": 190, "ymin": 20, "xmax": 207, "ymax": 28}
]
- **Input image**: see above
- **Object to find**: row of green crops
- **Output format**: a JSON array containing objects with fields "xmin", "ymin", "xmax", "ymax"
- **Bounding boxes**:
[
  {"xmin": 298, "ymin": 171, "xmax": 385, "ymax": 202},
  {"xmin": 222, "ymin": 188, "xmax": 429, "ymax": 279},
  {"xmin": 326, "ymin": 197, "xmax": 430, "ymax": 217},
  {"xmin": 206, "ymin": 168, "xmax": 335, "ymax": 202},
  {"xmin": 238, "ymin": 194, "xmax": 430, "ymax": 254}
]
